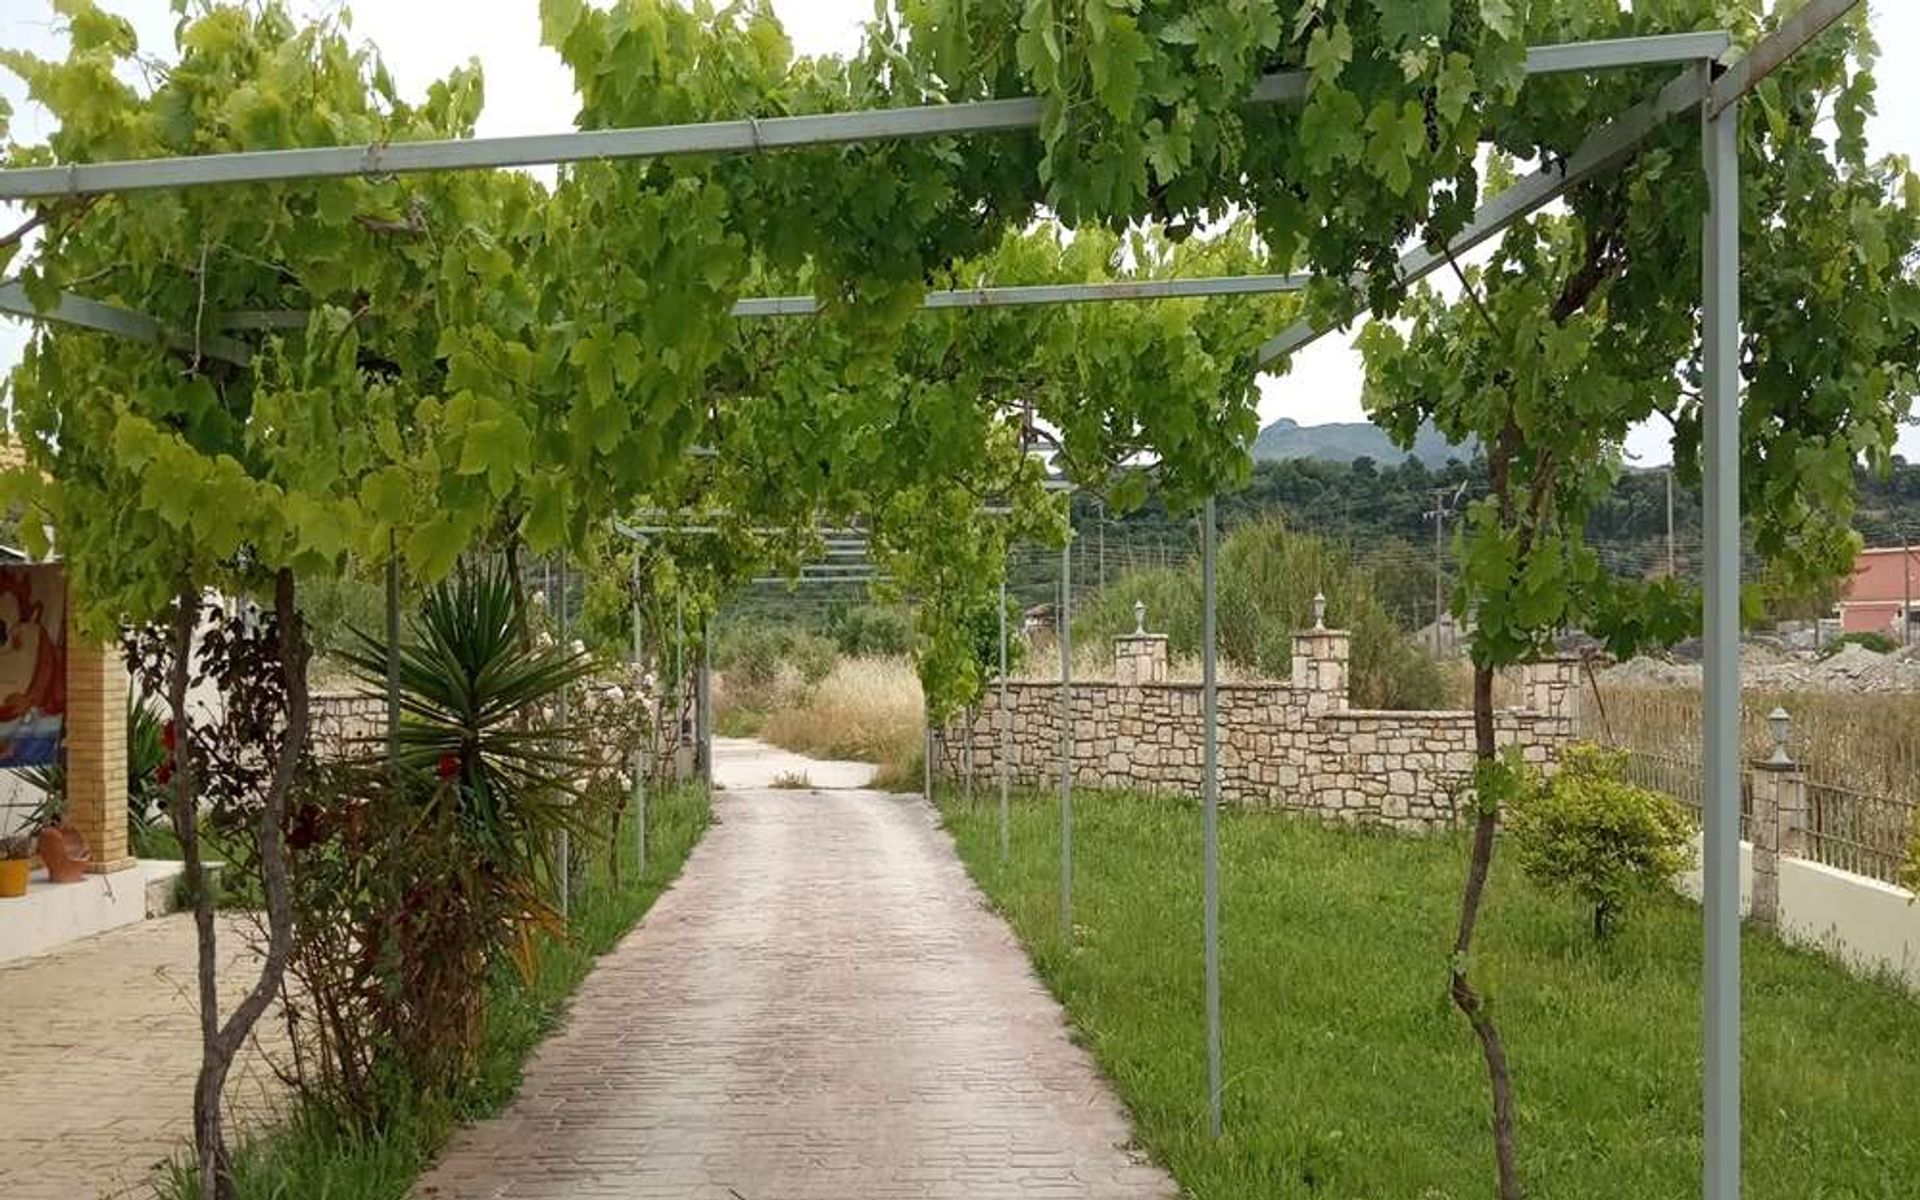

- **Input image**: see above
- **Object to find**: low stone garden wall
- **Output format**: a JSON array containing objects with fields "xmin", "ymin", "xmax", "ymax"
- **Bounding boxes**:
[
  {"xmin": 311, "ymin": 691, "xmax": 386, "ymax": 761},
  {"xmin": 943, "ymin": 623, "xmax": 1576, "ymax": 832}
]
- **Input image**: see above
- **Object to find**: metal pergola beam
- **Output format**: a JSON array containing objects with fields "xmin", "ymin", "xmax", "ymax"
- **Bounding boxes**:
[
  {"xmin": 0, "ymin": 280, "xmax": 254, "ymax": 366},
  {"xmin": 1256, "ymin": 8, "xmax": 1850, "ymax": 368},
  {"xmin": 1258, "ymin": 64, "xmax": 1711, "ymax": 366},
  {"xmin": 614, "ymin": 521, "xmax": 865, "ymax": 538},
  {"xmin": 0, "ymin": 33, "xmax": 1730, "ymax": 202},
  {"xmin": 220, "ymin": 273, "xmax": 1314, "ymax": 329},
  {"xmin": 730, "ymin": 273, "xmax": 1312, "ymax": 318},
  {"xmin": 1708, "ymin": 0, "xmax": 1858, "ymax": 118}
]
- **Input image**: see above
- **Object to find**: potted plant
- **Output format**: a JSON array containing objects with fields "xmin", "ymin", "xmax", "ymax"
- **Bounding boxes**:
[
  {"xmin": 23, "ymin": 791, "xmax": 89, "ymax": 883},
  {"xmin": 0, "ymin": 830, "xmax": 31, "ymax": 898}
]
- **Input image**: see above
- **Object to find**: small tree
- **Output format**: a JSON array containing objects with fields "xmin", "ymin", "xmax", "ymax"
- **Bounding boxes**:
[
  {"xmin": 1507, "ymin": 744, "xmax": 1695, "ymax": 940},
  {"xmin": 1359, "ymin": 14, "xmax": 1919, "ymax": 1196}
]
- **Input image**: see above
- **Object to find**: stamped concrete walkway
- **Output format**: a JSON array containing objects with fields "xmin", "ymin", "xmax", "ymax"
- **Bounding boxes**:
[
  {"xmin": 413, "ymin": 740, "xmax": 1175, "ymax": 1200},
  {"xmin": 0, "ymin": 913, "xmax": 284, "ymax": 1200}
]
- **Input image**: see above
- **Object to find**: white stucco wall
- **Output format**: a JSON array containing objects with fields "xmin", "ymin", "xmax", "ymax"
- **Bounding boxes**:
[
  {"xmin": 1777, "ymin": 858, "xmax": 1920, "ymax": 988},
  {"xmin": 1679, "ymin": 835, "xmax": 1920, "ymax": 989},
  {"xmin": 1677, "ymin": 835, "xmax": 1754, "ymax": 917}
]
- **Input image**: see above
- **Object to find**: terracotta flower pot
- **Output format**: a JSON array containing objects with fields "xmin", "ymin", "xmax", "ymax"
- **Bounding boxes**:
[
  {"xmin": 37, "ymin": 825, "xmax": 90, "ymax": 884},
  {"xmin": 0, "ymin": 856, "xmax": 28, "ymax": 898}
]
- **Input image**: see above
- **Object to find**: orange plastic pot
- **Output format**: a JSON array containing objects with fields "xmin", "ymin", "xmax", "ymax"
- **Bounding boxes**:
[{"xmin": 0, "ymin": 856, "xmax": 29, "ymax": 898}]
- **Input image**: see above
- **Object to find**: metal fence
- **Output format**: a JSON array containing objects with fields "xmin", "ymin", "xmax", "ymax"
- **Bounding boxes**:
[
  {"xmin": 1804, "ymin": 779, "xmax": 1917, "ymax": 886},
  {"xmin": 1583, "ymin": 685, "xmax": 1917, "ymax": 887},
  {"xmin": 1611, "ymin": 745, "xmax": 1752, "ymax": 842}
]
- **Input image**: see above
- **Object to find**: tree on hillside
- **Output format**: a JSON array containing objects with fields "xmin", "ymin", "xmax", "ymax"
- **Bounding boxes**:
[{"xmin": 1359, "ymin": 11, "xmax": 1920, "ymax": 1195}]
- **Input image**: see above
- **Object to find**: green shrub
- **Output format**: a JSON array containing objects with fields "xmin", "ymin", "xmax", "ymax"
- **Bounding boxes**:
[
  {"xmin": 1821, "ymin": 630, "xmax": 1899, "ymax": 657},
  {"xmin": 716, "ymin": 621, "xmax": 838, "ymax": 689},
  {"xmin": 829, "ymin": 604, "xmax": 912, "ymax": 658},
  {"xmin": 1507, "ymin": 743, "xmax": 1696, "ymax": 939}
]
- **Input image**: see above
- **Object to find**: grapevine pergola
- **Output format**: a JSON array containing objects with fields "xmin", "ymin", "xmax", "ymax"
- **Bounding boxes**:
[{"xmin": 0, "ymin": 5, "xmax": 1862, "ymax": 1197}]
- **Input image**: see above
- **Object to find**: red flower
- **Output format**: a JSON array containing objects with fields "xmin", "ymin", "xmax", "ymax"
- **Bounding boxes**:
[
  {"xmin": 436, "ymin": 753, "xmax": 461, "ymax": 780},
  {"xmin": 156, "ymin": 761, "xmax": 173, "ymax": 786},
  {"xmin": 161, "ymin": 721, "xmax": 177, "ymax": 752}
]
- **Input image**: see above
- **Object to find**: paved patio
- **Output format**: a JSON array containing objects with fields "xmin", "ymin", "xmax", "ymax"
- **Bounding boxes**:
[
  {"xmin": 0, "ymin": 913, "xmax": 285, "ymax": 1200},
  {"xmin": 412, "ymin": 740, "xmax": 1174, "ymax": 1199}
]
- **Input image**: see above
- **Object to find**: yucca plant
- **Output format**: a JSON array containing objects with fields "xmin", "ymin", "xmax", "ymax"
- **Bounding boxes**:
[
  {"xmin": 293, "ymin": 562, "xmax": 601, "ymax": 1102},
  {"xmin": 342, "ymin": 563, "xmax": 597, "ymax": 884}
]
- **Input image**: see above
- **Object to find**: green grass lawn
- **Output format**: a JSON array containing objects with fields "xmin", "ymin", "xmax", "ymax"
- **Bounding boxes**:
[
  {"xmin": 939, "ymin": 790, "xmax": 1920, "ymax": 1200},
  {"xmin": 164, "ymin": 784, "xmax": 712, "ymax": 1200}
]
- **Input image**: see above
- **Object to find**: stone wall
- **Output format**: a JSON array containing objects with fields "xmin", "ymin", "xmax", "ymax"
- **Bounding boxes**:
[
  {"xmin": 945, "ymin": 623, "xmax": 1576, "ymax": 832},
  {"xmin": 311, "ymin": 691, "xmax": 386, "ymax": 761}
]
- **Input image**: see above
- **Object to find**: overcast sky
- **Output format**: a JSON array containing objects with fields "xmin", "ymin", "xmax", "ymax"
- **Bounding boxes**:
[{"xmin": 2, "ymin": 1, "xmax": 1916, "ymax": 462}]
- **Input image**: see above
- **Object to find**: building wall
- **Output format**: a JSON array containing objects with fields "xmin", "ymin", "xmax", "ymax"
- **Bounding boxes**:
[
  {"xmin": 1839, "ymin": 601, "xmax": 1901, "ymax": 636},
  {"xmin": 945, "ymin": 629, "xmax": 1576, "ymax": 833}
]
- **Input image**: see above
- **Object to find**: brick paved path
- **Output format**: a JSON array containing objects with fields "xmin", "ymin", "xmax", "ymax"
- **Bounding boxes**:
[
  {"xmin": 413, "ymin": 741, "xmax": 1175, "ymax": 1200},
  {"xmin": 0, "ymin": 914, "xmax": 284, "ymax": 1200}
]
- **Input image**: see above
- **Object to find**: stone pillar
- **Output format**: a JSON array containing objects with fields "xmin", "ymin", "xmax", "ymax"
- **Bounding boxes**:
[
  {"xmin": 1749, "ymin": 759, "xmax": 1806, "ymax": 931},
  {"xmin": 1518, "ymin": 658, "xmax": 1582, "ymax": 722},
  {"xmin": 64, "ymin": 640, "xmax": 135, "ymax": 873},
  {"xmin": 1291, "ymin": 628, "xmax": 1351, "ymax": 716},
  {"xmin": 1115, "ymin": 634, "xmax": 1169, "ymax": 686}
]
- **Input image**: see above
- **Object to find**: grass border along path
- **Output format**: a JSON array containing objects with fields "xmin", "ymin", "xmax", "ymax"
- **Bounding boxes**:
[
  {"xmin": 163, "ymin": 785, "xmax": 712, "ymax": 1200},
  {"xmin": 939, "ymin": 788, "xmax": 1920, "ymax": 1199}
]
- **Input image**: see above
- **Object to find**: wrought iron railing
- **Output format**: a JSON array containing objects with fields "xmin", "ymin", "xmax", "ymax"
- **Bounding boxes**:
[{"xmin": 1803, "ymin": 780, "xmax": 1917, "ymax": 887}]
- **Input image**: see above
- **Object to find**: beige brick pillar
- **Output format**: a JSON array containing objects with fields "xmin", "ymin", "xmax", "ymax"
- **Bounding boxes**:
[
  {"xmin": 64, "ymin": 640, "xmax": 135, "ymax": 873},
  {"xmin": 1291, "ymin": 627, "xmax": 1351, "ymax": 716}
]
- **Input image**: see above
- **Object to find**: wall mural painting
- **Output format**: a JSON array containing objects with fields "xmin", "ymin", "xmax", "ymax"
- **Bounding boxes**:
[{"xmin": 0, "ymin": 564, "xmax": 66, "ymax": 768}]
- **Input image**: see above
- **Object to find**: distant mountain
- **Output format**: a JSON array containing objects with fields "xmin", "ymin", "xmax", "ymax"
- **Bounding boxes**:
[{"xmin": 1253, "ymin": 417, "xmax": 1476, "ymax": 467}]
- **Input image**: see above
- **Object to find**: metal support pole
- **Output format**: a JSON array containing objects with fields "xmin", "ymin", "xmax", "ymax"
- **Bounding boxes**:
[
  {"xmin": 1701, "ymin": 84, "xmax": 1742, "ymax": 1200},
  {"xmin": 385, "ymin": 535, "xmax": 401, "ymax": 780},
  {"xmin": 1060, "ymin": 528, "xmax": 1074, "ymax": 938},
  {"xmin": 631, "ymin": 555, "xmax": 646, "ymax": 874},
  {"xmin": 1201, "ymin": 496, "xmax": 1223, "ymax": 1140},
  {"xmin": 698, "ymin": 614, "xmax": 713, "ymax": 797},
  {"xmin": 964, "ymin": 705, "xmax": 975, "ymax": 803},
  {"xmin": 556, "ymin": 554, "xmax": 571, "ymax": 922},
  {"xmin": 675, "ymin": 593, "xmax": 686, "ymax": 783},
  {"xmin": 1433, "ymin": 492, "xmax": 1446, "ymax": 653},
  {"xmin": 999, "ymin": 575, "xmax": 1011, "ymax": 862}
]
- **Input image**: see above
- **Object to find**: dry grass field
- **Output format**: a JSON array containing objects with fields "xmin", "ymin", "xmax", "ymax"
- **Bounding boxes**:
[{"xmin": 743, "ymin": 655, "xmax": 926, "ymax": 787}]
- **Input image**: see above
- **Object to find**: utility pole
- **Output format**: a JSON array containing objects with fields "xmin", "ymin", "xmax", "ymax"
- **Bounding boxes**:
[
  {"xmin": 1425, "ymin": 487, "xmax": 1448, "ymax": 655},
  {"xmin": 1433, "ymin": 491, "xmax": 1445, "ymax": 654},
  {"xmin": 1422, "ymin": 482, "xmax": 1470, "ymax": 656},
  {"xmin": 1667, "ymin": 465, "xmax": 1677, "ymax": 578},
  {"xmin": 1904, "ymin": 532, "xmax": 1912, "ymax": 648},
  {"xmin": 1097, "ymin": 497, "xmax": 1107, "ymax": 587}
]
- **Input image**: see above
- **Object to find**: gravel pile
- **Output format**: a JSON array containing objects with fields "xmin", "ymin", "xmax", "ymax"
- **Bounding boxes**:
[{"xmin": 1600, "ymin": 641, "xmax": 1920, "ymax": 694}]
